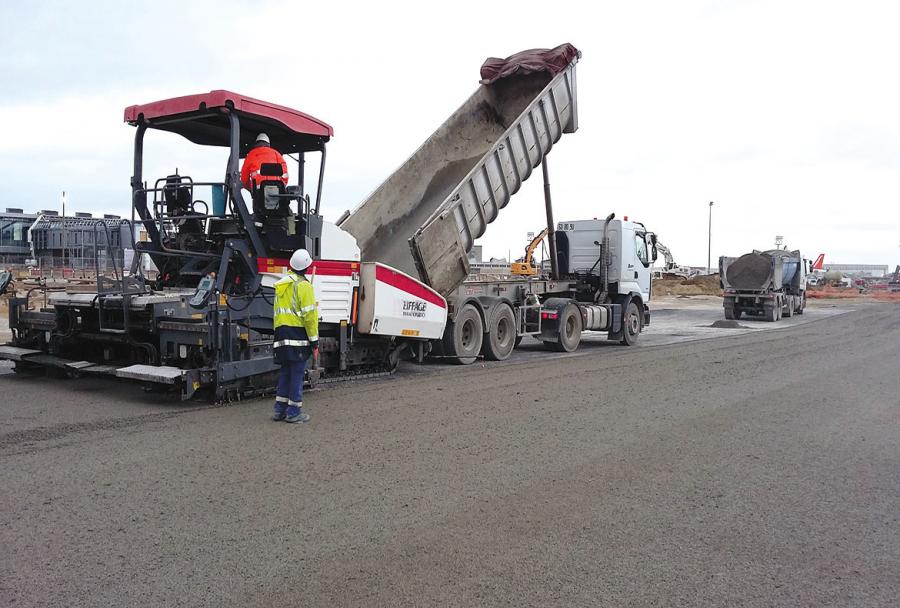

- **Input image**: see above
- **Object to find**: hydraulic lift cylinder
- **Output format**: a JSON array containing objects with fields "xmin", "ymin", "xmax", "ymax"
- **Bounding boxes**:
[{"xmin": 542, "ymin": 158, "xmax": 559, "ymax": 280}]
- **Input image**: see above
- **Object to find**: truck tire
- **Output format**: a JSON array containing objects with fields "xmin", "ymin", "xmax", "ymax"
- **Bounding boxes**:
[
  {"xmin": 724, "ymin": 296, "xmax": 742, "ymax": 320},
  {"xmin": 621, "ymin": 300, "xmax": 642, "ymax": 345},
  {"xmin": 784, "ymin": 295, "xmax": 794, "ymax": 317},
  {"xmin": 725, "ymin": 306, "xmax": 743, "ymax": 320},
  {"xmin": 444, "ymin": 304, "xmax": 483, "ymax": 364},
  {"xmin": 764, "ymin": 304, "xmax": 777, "ymax": 322},
  {"xmin": 482, "ymin": 304, "xmax": 516, "ymax": 361},
  {"xmin": 545, "ymin": 303, "xmax": 582, "ymax": 352},
  {"xmin": 723, "ymin": 296, "xmax": 735, "ymax": 320},
  {"xmin": 796, "ymin": 293, "xmax": 805, "ymax": 314}
]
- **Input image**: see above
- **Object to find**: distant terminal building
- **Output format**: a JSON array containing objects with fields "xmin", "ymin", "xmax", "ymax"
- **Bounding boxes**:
[
  {"xmin": 30, "ymin": 213, "xmax": 131, "ymax": 271},
  {"xmin": 0, "ymin": 208, "xmax": 36, "ymax": 265},
  {"xmin": 0, "ymin": 208, "xmax": 132, "ymax": 271},
  {"xmin": 824, "ymin": 264, "xmax": 889, "ymax": 278}
]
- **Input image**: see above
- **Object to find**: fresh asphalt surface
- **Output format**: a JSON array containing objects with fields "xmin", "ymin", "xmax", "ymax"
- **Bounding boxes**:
[{"xmin": 1, "ymin": 300, "xmax": 898, "ymax": 607}]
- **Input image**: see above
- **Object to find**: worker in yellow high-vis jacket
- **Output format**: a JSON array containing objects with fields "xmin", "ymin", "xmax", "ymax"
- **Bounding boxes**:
[{"xmin": 271, "ymin": 249, "xmax": 318, "ymax": 423}]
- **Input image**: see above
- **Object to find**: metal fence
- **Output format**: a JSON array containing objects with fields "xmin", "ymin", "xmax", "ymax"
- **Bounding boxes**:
[{"xmin": 28, "ymin": 217, "xmax": 132, "ymax": 274}]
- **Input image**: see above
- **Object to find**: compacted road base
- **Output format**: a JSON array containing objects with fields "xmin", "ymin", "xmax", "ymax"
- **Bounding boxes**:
[{"xmin": 1, "ymin": 305, "xmax": 898, "ymax": 607}]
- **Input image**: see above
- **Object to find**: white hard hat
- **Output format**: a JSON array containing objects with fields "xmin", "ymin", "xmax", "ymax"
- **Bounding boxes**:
[
  {"xmin": 256, "ymin": 132, "xmax": 270, "ymax": 145},
  {"xmin": 289, "ymin": 249, "xmax": 313, "ymax": 272}
]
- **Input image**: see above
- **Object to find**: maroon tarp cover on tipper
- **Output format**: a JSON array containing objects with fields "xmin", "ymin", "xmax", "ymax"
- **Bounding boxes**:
[{"xmin": 480, "ymin": 43, "xmax": 580, "ymax": 85}]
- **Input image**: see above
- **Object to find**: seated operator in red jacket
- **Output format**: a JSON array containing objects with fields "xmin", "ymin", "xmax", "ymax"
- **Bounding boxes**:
[{"xmin": 240, "ymin": 133, "xmax": 289, "ymax": 191}]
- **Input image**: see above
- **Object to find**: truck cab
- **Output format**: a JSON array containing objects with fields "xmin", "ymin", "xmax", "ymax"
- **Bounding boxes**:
[{"xmin": 555, "ymin": 217, "xmax": 654, "ymax": 305}]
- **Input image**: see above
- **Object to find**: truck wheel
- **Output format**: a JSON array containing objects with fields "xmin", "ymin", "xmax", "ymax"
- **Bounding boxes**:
[
  {"xmin": 784, "ymin": 295, "xmax": 794, "ymax": 317},
  {"xmin": 621, "ymin": 300, "xmax": 642, "ymax": 345},
  {"xmin": 725, "ymin": 307, "xmax": 743, "ymax": 320},
  {"xmin": 796, "ymin": 294, "xmax": 805, "ymax": 314},
  {"xmin": 724, "ymin": 296, "xmax": 739, "ymax": 320},
  {"xmin": 482, "ymin": 305, "xmax": 516, "ymax": 361},
  {"xmin": 546, "ymin": 303, "xmax": 582, "ymax": 352},
  {"xmin": 764, "ymin": 305, "xmax": 777, "ymax": 322},
  {"xmin": 445, "ymin": 304, "xmax": 483, "ymax": 364}
]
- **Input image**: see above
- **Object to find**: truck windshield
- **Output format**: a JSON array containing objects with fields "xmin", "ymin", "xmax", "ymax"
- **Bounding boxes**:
[{"xmin": 635, "ymin": 233, "xmax": 649, "ymax": 266}]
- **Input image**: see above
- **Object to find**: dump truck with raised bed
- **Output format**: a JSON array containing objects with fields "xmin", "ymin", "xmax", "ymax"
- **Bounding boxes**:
[
  {"xmin": 719, "ymin": 249, "xmax": 807, "ymax": 321},
  {"xmin": 340, "ymin": 44, "xmax": 657, "ymax": 363}
]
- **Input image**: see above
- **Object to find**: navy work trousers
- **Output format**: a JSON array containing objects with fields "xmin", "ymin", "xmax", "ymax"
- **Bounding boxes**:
[{"xmin": 275, "ymin": 357, "xmax": 307, "ymax": 407}]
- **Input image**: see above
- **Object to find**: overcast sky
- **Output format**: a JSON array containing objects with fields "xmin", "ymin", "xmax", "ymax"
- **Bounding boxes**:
[{"xmin": 1, "ymin": 0, "xmax": 898, "ymax": 268}]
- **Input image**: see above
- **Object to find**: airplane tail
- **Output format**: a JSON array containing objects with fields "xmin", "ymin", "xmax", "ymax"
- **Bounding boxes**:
[{"xmin": 811, "ymin": 253, "xmax": 825, "ymax": 271}]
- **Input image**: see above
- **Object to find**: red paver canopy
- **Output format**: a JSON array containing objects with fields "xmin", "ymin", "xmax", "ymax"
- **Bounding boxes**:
[{"xmin": 124, "ymin": 90, "xmax": 333, "ymax": 155}]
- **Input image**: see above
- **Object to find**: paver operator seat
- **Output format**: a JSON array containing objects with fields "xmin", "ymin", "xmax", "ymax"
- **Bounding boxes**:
[{"xmin": 251, "ymin": 162, "xmax": 291, "ymax": 218}]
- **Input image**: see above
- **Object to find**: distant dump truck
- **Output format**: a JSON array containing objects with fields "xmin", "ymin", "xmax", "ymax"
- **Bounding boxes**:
[{"xmin": 719, "ymin": 250, "xmax": 807, "ymax": 321}]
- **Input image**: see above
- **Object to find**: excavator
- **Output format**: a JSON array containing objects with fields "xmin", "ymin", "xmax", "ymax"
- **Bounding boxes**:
[
  {"xmin": 651, "ymin": 240, "xmax": 697, "ymax": 279},
  {"xmin": 510, "ymin": 228, "xmax": 548, "ymax": 276}
]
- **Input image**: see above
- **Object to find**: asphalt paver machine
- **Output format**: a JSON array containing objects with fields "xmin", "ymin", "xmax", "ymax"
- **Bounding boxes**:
[{"xmin": 1, "ymin": 91, "xmax": 445, "ymax": 399}]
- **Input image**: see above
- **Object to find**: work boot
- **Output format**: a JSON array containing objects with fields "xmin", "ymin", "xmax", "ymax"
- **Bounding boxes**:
[
  {"xmin": 284, "ymin": 405, "xmax": 310, "ymax": 424},
  {"xmin": 272, "ymin": 402, "xmax": 287, "ymax": 421}
]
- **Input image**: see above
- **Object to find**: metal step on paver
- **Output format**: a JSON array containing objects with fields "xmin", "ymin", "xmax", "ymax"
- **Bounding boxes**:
[
  {"xmin": 115, "ymin": 365, "xmax": 185, "ymax": 384},
  {"xmin": 0, "ymin": 347, "xmax": 126, "ymax": 377},
  {"xmin": 0, "ymin": 346, "xmax": 42, "ymax": 361},
  {"xmin": 64, "ymin": 360, "xmax": 96, "ymax": 371},
  {"xmin": 22, "ymin": 354, "xmax": 77, "ymax": 369},
  {"xmin": 80, "ymin": 364, "xmax": 121, "ymax": 375}
]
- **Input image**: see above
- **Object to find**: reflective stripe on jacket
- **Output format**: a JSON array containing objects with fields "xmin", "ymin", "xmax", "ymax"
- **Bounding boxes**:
[{"xmin": 273, "ymin": 271, "xmax": 318, "ymax": 363}]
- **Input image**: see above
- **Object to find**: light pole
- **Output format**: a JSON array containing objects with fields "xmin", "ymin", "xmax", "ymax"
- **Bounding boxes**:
[
  {"xmin": 62, "ymin": 190, "xmax": 67, "ymax": 270},
  {"xmin": 707, "ymin": 201, "xmax": 714, "ymax": 275}
]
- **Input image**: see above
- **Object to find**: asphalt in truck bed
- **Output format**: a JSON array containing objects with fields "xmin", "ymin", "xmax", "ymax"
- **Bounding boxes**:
[{"xmin": 1, "ymin": 300, "xmax": 898, "ymax": 607}]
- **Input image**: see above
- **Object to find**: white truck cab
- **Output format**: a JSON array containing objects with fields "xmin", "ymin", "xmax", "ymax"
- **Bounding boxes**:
[{"xmin": 556, "ymin": 217, "xmax": 655, "ymax": 304}]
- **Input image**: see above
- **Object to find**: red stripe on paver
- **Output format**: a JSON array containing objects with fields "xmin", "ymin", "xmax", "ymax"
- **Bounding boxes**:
[{"xmin": 375, "ymin": 264, "xmax": 446, "ymax": 308}]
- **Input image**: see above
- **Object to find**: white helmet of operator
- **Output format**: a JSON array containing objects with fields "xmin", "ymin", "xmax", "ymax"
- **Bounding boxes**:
[
  {"xmin": 289, "ymin": 249, "xmax": 313, "ymax": 272},
  {"xmin": 256, "ymin": 133, "xmax": 270, "ymax": 145}
]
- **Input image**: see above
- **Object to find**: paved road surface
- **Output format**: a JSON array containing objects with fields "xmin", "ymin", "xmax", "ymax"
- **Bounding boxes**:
[{"xmin": 1, "ymin": 303, "xmax": 898, "ymax": 606}]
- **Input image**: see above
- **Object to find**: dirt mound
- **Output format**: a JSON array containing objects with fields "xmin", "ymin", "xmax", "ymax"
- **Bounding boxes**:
[
  {"xmin": 708, "ymin": 319, "xmax": 750, "ymax": 329},
  {"xmin": 807, "ymin": 286, "xmax": 861, "ymax": 299},
  {"xmin": 808, "ymin": 286, "xmax": 900, "ymax": 302},
  {"xmin": 654, "ymin": 274, "xmax": 721, "ymax": 296}
]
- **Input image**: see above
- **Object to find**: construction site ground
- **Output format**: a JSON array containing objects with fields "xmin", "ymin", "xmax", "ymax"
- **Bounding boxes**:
[{"xmin": 1, "ymin": 298, "xmax": 898, "ymax": 606}]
